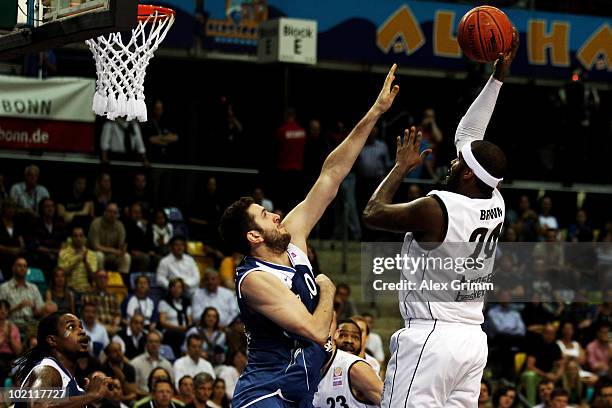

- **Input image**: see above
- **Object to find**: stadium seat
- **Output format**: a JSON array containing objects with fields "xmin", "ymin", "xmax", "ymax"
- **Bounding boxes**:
[
  {"xmin": 514, "ymin": 352, "xmax": 526, "ymax": 376},
  {"xmin": 165, "ymin": 207, "xmax": 189, "ymax": 238},
  {"xmin": 26, "ymin": 267, "xmax": 47, "ymax": 298},
  {"xmin": 106, "ymin": 271, "xmax": 128, "ymax": 304}
]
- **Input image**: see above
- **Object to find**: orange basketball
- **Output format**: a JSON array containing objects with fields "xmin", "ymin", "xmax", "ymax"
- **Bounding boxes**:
[{"xmin": 457, "ymin": 6, "xmax": 514, "ymax": 63}]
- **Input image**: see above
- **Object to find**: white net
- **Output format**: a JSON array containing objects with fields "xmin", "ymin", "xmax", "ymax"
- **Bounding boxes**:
[{"xmin": 86, "ymin": 8, "xmax": 175, "ymax": 122}]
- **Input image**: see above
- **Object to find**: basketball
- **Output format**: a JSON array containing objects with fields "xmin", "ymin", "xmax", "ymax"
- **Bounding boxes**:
[{"xmin": 457, "ymin": 6, "xmax": 514, "ymax": 63}]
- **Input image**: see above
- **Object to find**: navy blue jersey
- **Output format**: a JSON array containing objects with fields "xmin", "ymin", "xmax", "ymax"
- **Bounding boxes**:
[
  {"xmin": 233, "ymin": 243, "xmax": 331, "ymax": 407},
  {"xmin": 15, "ymin": 357, "xmax": 85, "ymax": 408}
]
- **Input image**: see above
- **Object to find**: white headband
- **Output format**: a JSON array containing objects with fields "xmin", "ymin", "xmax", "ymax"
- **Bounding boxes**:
[{"xmin": 460, "ymin": 142, "xmax": 503, "ymax": 188}]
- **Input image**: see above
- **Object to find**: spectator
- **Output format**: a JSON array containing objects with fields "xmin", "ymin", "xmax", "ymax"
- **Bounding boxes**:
[
  {"xmin": 173, "ymin": 334, "xmax": 215, "ymax": 389},
  {"xmin": 522, "ymin": 292, "xmax": 555, "ymax": 343},
  {"xmin": 93, "ymin": 173, "xmax": 113, "ymax": 217},
  {"xmin": 533, "ymin": 379, "xmax": 554, "ymax": 408},
  {"xmin": 189, "ymin": 177, "xmax": 222, "ymax": 246},
  {"xmin": 44, "ymin": 267, "xmax": 76, "ymax": 315},
  {"xmin": 0, "ymin": 199, "xmax": 25, "ymax": 278},
  {"xmin": 104, "ymin": 377, "xmax": 130, "ymax": 408},
  {"xmin": 124, "ymin": 173, "xmax": 155, "ymax": 218},
  {"xmin": 487, "ymin": 290, "xmax": 526, "ymax": 380},
  {"xmin": 102, "ymin": 342, "xmax": 138, "ymax": 405},
  {"xmin": 568, "ymin": 209, "xmax": 594, "ymax": 242},
  {"xmin": 479, "ymin": 379, "xmax": 493, "ymax": 408},
  {"xmin": 157, "ymin": 236, "xmax": 199, "ymax": 297},
  {"xmin": 210, "ymin": 98, "xmax": 243, "ymax": 164},
  {"xmin": 252, "ymin": 187, "xmax": 274, "ymax": 212},
  {"xmin": 556, "ymin": 321, "xmax": 586, "ymax": 365},
  {"xmin": 523, "ymin": 324, "xmax": 564, "ymax": 403},
  {"xmin": 176, "ymin": 375, "xmax": 194, "ymax": 406},
  {"xmin": 56, "ymin": 176, "xmax": 94, "ymax": 225},
  {"xmin": 406, "ymin": 183, "xmax": 423, "ymax": 202},
  {"xmin": 0, "ymin": 173, "xmax": 8, "ymax": 204},
  {"xmin": 538, "ymin": 196, "xmax": 559, "ymax": 238},
  {"xmin": 158, "ymin": 278, "xmax": 192, "ymax": 357},
  {"xmin": 217, "ymin": 349, "xmax": 247, "ymax": 400},
  {"xmin": 29, "ymin": 198, "xmax": 66, "ymax": 274},
  {"xmin": 58, "ymin": 226, "xmax": 97, "ymax": 294},
  {"xmin": 362, "ymin": 312, "xmax": 384, "ymax": 363},
  {"xmin": 549, "ymin": 388, "xmax": 570, "ymax": 408},
  {"xmin": 334, "ymin": 283, "xmax": 358, "ymax": 320},
  {"xmin": 184, "ymin": 307, "xmax": 226, "ymax": 365},
  {"xmin": 492, "ymin": 385, "xmax": 517, "ymax": 408},
  {"xmin": 131, "ymin": 331, "xmax": 174, "ymax": 397},
  {"xmin": 112, "ymin": 313, "xmax": 147, "ymax": 360},
  {"xmin": 149, "ymin": 378, "xmax": 179, "ymax": 408},
  {"xmin": 515, "ymin": 195, "xmax": 540, "ymax": 242},
  {"xmin": 148, "ymin": 209, "xmax": 173, "ymax": 256},
  {"xmin": 587, "ymin": 322, "xmax": 611, "ymax": 375},
  {"xmin": 406, "ymin": 108, "xmax": 443, "ymax": 180},
  {"xmin": 0, "ymin": 299, "xmax": 22, "ymax": 384},
  {"xmin": 561, "ymin": 360, "xmax": 592, "ymax": 405},
  {"xmin": 355, "ymin": 125, "xmax": 392, "ymax": 215},
  {"xmin": 82, "ymin": 301, "xmax": 110, "ymax": 358},
  {"xmin": 275, "ymin": 108, "xmax": 306, "ymax": 209},
  {"xmin": 122, "ymin": 274, "xmax": 157, "ymax": 328},
  {"xmin": 125, "ymin": 202, "xmax": 156, "ymax": 272},
  {"xmin": 82, "ymin": 269, "xmax": 121, "ymax": 336},
  {"xmin": 218, "ymin": 251, "xmax": 242, "ymax": 290},
  {"xmin": 0, "ymin": 257, "xmax": 44, "ymax": 331},
  {"xmin": 594, "ymin": 378, "xmax": 612, "ymax": 406},
  {"xmin": 192, "ymin": 270, "xmax": 239, "ymax": 328},
  {"xmin": 184, "ymin": 372, "xmax": 214, "ymax": 408},
  {"xmin": 224, "ymin": 318, "xmax": 247, "ymax": 358},
  {"xmin": 208, "ymin": 379, "xmax": 230, "ymax": 408},
  {"xmin": 88, "ymin": 203, "xmax": 131, "ymax": 274},
  {"xmin": 132, "ymin": 367, "xmax": 176, "ymax": 407},
  {"xmin": 143, "ymin": 99, "xmax": 179, "ymax": 163},
  {"xmin": 303, "ymin": 118, "xmax": 327, "ymax": 184},
  {"xmin": 9, "ymin": 164, "xmax": 49, "ymax": 213},
  {"xmin": 100, "ymin": 118, "xmax": 149, "ymax": 166}
]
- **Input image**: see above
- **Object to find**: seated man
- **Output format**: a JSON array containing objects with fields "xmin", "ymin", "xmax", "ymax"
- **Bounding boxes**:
[
  {"xmin": 57, "ymin": 175, "xmax": 94, "ymax": 225},
  {"xmin": 88, "ymin": 203, "xmax": 131, "ymax": 274},
  {"xmin": 522, "ymin": 324, "xmax": 564, "ymax": 404},
  {"xmin": 58, "ymin": 226, "xmax": 98, "ymax": 294},
  {"xmin": 121, "ymin": 274, "xmax": 158, "ymax": 328},
  {"xmin": 29, "ymin": 197, "xmax": 67, "ymax": 276},
  {"xmin": 102, "ymin": 342, "xmax": 138, "ymax": 405},
  {"xmin": 112, "ymin": 313, "xmax": 147, "ymax": 360},
  {"xmin": 131, "ymin": 331, "xmax": 174, "ymax": 397},
  {"xmin": 82, "ymin": 269, "xmax": 122, "ymax": 336},
  {"xmin": 587, "ymin": 323, "xmax": 611, "ymax": 376},
  {"xmin": 82, "ymin": 301, "xmax": 110, "ymax": 358},
  {"xmin": 0, "ymin": 257, "xmax": 44, "ymax": 331},
  {"xmin": 191, "ymin": 269, "xmax": 239, "ymax": 328},
  {"xmin": 156, "ymin": 236, "xmax": 200, "ymax": 297},
  {"xmin": 172, "ymin": 334, "xmax": 215, "ymax": 388},
  {"xmin": 9, "ymin": 164, "xmax": 49, "ymax": 213},
  {"xmin": 124, "ymin": 202, "xmax": 156, "ymax": 272}
]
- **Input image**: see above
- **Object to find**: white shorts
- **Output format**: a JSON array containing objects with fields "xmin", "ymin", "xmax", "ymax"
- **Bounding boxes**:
[{"xmin": 381, "ymin": 319, "xmax": 487, "ymax": 408}]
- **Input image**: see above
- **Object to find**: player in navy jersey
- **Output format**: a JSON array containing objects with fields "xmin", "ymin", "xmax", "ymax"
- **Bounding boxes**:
[
  {"xmin": 219, "ymin": 64, "xmax": 402, "ymax": 408},
  {"xmin": 13, "ymin": 312, "xmax": 115, "ymax": 408}
]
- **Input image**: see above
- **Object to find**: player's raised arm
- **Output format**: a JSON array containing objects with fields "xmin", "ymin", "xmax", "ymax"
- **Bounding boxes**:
[
  {"xmin": 283, "ymin": 64, "xmax": 400, "ymax": 251},
  {"xmin": 455, "ymin": 29, "xmax": 519, "ymax": 152},
  {"xmin": 363, "ymin": 127, "xmax": 444, "ymax": 237},
  {"xmin": 240, "ymin": 272, "xmax": 336, "ymax": 346},
  {"xmin": 349, "ymin": 361, "xmax": 384, "ymax": 405}
]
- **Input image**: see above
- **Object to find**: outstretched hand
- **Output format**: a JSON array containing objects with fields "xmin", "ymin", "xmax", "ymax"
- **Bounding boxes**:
[
  {"xmin": 395, "ymin": 127, "xmax": 432, "ymax": 172},
  {"xmin": 372, "ymin": 63, "xmax": 400, "ymax": 115},
  {"xmin": 493, "ymin": 27, "xmax": 520, "ymax": 81}
]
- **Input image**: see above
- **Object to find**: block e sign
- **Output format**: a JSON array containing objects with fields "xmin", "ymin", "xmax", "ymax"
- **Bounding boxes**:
[{"xmin": 258, "ymin": 18, "xmax": 317, "ymax": 65}]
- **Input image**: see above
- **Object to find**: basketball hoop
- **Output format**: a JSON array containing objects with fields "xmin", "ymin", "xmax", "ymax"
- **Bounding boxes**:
[{"xmin": 86, "ymin": 5, "xmax": 175, "ymax": 122}]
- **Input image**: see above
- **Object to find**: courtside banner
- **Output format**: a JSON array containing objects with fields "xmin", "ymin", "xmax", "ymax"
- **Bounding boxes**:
[{"xmin": 0, "ymin": 75, "xmax": 95, "ymax": 152}]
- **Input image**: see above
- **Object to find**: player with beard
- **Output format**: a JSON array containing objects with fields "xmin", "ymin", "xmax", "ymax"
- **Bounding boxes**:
[
  {"xmin": 219, "ymin": 64, "xmax": 401, "ymax": 408},
  {"xmin": 313, "ymin": 320, "xmax": 382, "ymax": 408},
  {"xmin": 363, "ymin": 33, "xmax": 518, "ymax": 407},
  {"xmin": 13, "ymin": 312, "xmax": 115, "ymax": 408}
]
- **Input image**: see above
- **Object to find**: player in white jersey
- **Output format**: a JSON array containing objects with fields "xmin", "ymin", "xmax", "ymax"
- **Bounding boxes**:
[
  {"xmin": 362, "ymin": 32, "xmax": 518, "ymax": 407},
  {"xmin": 313, "ymin": 320, "xmax": 383, "ymax": 408}
]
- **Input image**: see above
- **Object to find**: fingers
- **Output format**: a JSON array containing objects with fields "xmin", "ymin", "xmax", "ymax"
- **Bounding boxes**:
[{"xmin": 385, "ymin": 63, "xmax": 398, "ymax": 88}]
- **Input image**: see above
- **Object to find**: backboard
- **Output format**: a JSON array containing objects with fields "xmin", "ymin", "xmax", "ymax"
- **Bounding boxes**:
[{"xmin": 0, "ymin": 0, "xmax": 138, "ymax": 60}]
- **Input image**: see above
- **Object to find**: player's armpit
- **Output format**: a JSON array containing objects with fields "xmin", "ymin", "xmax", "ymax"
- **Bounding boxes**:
[
  {"xmin": 363, "ymin": 196, "xmax": 444, "ymax": 236},
  {"xmin": 240, "ymin": 271, "xmax": 332, "ymax": 345},
  {"xmin": 349, "ymin": 361, "xmax": 383, "ymax": 405}
]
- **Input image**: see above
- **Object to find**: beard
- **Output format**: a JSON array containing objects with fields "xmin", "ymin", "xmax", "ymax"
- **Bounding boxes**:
[
  {"xmin": 338, "ymin": 342, "xmax": 358, "ymax": 355},
  {"xmin": 263, "ymin": 228, "xmax": 291, "ymax": 254},
  {"xmin": 445, "ymin": 163, "xmax": 463, "ymax": 192}
]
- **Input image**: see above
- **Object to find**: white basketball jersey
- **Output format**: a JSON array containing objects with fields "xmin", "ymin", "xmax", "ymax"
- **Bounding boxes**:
[
  {"xmin": 400, "ymin": 188, "xmax": 505, "ymax": 325},
  {"xmin": 313, "ymin": 350, "xmax": 378, "ymax": 408}
]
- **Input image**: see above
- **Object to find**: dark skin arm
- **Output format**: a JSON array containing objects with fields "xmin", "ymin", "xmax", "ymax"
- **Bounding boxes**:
[
  {"xmin": 22, "ymin": 366, "xmax": 114, "ymax": 408},
  {"xmin": 363, "ymin": 127, "xmax": 444, "ymax": 241}
]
